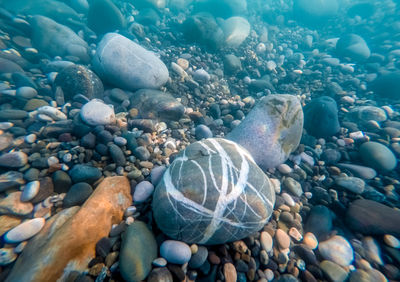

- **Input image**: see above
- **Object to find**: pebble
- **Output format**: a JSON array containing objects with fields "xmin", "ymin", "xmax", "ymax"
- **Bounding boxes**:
[
  {"xmin": 20, "ymin": 181, "xmax": 40, "ymax": 202},
  {"xmin": 318, "ymin": 235, "xmax": 354, "ymax": 266},
  {"xmin": 289, "ymin": 227, "xmax": 303, "ymax": 242},
  {"xmin": 275, "ymin": 229, "xmax": 291, "ymax": 250},
  {"xmin": 195, "ymin": 124, "xmax": 213, "ymax": 140},
  {"xmin": 363, "ymin": 237, "xmax": 384, "ymax": 265},
  {"xmin": 80, "ymin": 99, "xmax": 115, "ymax": 126},
  {"xmin": 25, "ymin": 133, "xmax": 37, "ymax": 144},
  {"xmin": 188, "ymin": 246, "xmax": 208, "ymax": 268},
  {"xmin": 193, "ymin": 69, "xmax": 210, "ymax": 83},
  {"xmin": 4, "ymin": 218, "xmax": 45, "ymax": 243},
  {"xmin": 320, "ymin": 260, "xmax": 348, "ymax": 282},
  {"xmin": 260, "ymin": 231, "xmax": 273, "ymax": 252},
  {"xmin": 152, "ymin": 257, "xmax": 167, "ymax": 267},
  {"xmin": 303, "ymin": 232, "xmax": 318, "ymax": 249},
  {"xmin": 336, "ymin": 163, "xmax": 376, "ymax": 180},
  {"xmin": 160, "ymin": 240, "xmax": 192, "ymax": 264},
  {"xmin": 150, "ymin": 166, "xmax": 166, "ymax": 186},
  {"xmin": 359, "ymin": 141, "xmax": 397, "ymax": 172},
  {"xmin": 283, "ymin": 177, "xmax": 303, "ymax": 197},
  {"xmin": 0, "ymin": 151, "xmax": 28, "ymax": 168},
  {"xmin": 0, "ymin": 248, "xmax": 17, "ymax": 266},
  {"xmin": 384, "ymin": 235, "xmax": 400, "ymax": 248},
  {"xmin": 109, "ymin": 144, "xmax": 126, "ymax": 166},
  {"xmin": 224, "ymin": 263, "xmax": 237, "ymax": 282},
  {"xmin": 16, "ymin": 86, "xmax": 37, "ymax": 99},
  {"xmin": 281, "ymin": 192, "xmax": 295, "ymax": 207},
  {"xmin": 133, "ymin": 181, "xmax": 154, "ymax": 203},
  {"xmin": 114, "ymin": 136, "xmax": 127, "ymax": 146},
  {"xmin": 63, "ymin": 182, "xmax": 93, "ymax": 207},
  {"xmin": 335, "ymin": 176, "xmax": 365, "ymax": 194},
  {"xmin": 37, "ymin": 106, "xmax": 67, "ymax": 121},
  {"xmin": 278, "ymin": 164, "xmax": 292, "ymax": 174}
]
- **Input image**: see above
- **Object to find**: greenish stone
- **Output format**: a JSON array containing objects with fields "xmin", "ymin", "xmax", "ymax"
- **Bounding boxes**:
[
  {"xmin": 119, "ymin": 221, "xmax": 157, "ymax": 282},
  {"xmin": 23, "ymin": 99, "xmax": 49, "ymax": 111},
  {"xmin": 153, "ymin": 138, "xmax": 275, "ymax": 245},
  {"xmin": 0, "ymin": 110, "xmax": 28, "ymax": 120},
  {"xmin": 359, "ymin": 141, "xmax": 397, "ymax": 172}
]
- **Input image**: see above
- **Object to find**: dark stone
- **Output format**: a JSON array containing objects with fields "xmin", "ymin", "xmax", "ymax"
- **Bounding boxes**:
[
  {"xmin": 24, "ymin": 168, "xmax": 40, "ymax": 182},
  {"xmin": 109, "ymin": 88, "xmax": 129, "ymax": 103},
  {"xmin": 235, "ymin": 259, "xmax": 249, "ymax": 272},
  {"xmin": 209, "ymin": 104, "xmax": 221, "ymax": 119},
  {"xmin": 52, "ymin": 170, "xmax": 71, "ymax": 193},
  {"xmin": 336, "ymin": 34, "xmax": 370, "ymax": 62},
  {"xmin": 96, "ymin": 130, "xmax": 114, "ymax": 144},
  {"xmin": 31, "ymin": 177, "xmax": 54, "ymax": 204},
  {"xmin": 63, "ymin": 182, "xmax": 93, "ymax": 207},
  {"xmin": 370, "ymin": 71, "xmax": 400, "ymax": 100},
  {"xmin": 0, "ymin": 171, "xmax": 24, "ymax": 192},
  {"xmin": 136, "ymin": 8, "xmax": 160, "ymax": 26},
  {"xmin": 321, "ymin": 149, "xmax": 341, "ymax": 165},
  {"xmin": 69, "ymin": 164, "xmax": 102, "ymax": 184},
  {"xmin": 81, "ymin": 133, "xmax": 96, "ymax": 149},
  {"xmin": 87, "ymin": 0, "xmax": 125, "ymax": 35},
  {"xmin": 168, "ymin": 264, "xmax": 186, "ymax": 281},
  {"xmin": 148, "ymin": 267, "xmax": 173, "ymax": 282},
  {"xmin": 292, "ymin": 245, "xmax": 317, "ymax": 265},
  {"xmin": 0, "ymin": 109, "xmax": 27, "ymax": 120},
  {"xmin": 182, "ymin": 13, "xmax": 224, "ymax": 50},
  {"xmin": 95, "ymin": 144, "xmax": 109, "ymax": 156},
  {"xmin": 195, "ymin": 124, "xmax": 213, "ymax": 140},
  {"xmin": 304, "ymin": 96, "xmax": 340, "ymax": 138},
  {"xmin": 293, "ymin": 0, "xmax": 338, "ymax": 25},
  {"xmin": 134, "ymin": 146, "xmax": 150, "ymax": 161},
  {"xmin": 346, "ymin": 199, "xmax": 400, "ymax": 237},
  {"xmin": 109, "ymin": 144, "xmax": 126, "ymax": 166},
  {"xmin": 119, "ymin": 221, "xmax": 157, "ymax": 282},
  {"xmin": 189, "ymin": 246, "xmax": 208, "ymax": 269},
  {"xmin": 54, "ymin": 64, "xmax": 103, "ymax": 102},
  {"xmin": 0, "ymin": 57, "xmax": 24, "ymax": 73},
  {"xmin": 95, "ymin": 237, "xmax": 112, "ymax": 258},
  {"xmin": 193, "ymin": 0, "xmax": 247, "ymax": 18},
  {"xmin": 31, "ymin": 157, "xmax": 49, "ymax": 169},
  {"xmin": 41, "ymin": 120, "xmax": 73, "ymax": 138},
  {"xmin": 248, "ymin": 79, "xmax": 274, "ymax": 92},
  {"xmin": 305, "ymin": 205, "xmax": 333, "ymax": 240},
  {"xmin": 130, "ymin": 89, "xmax": 185, "ymax": 121},
  {"xmin": 223, "ymin": 54, "xmax": 242, "ymax": 75},
  {"xmin": 12, "ymin": 72, "xmax": 37, "ymax": 89}
]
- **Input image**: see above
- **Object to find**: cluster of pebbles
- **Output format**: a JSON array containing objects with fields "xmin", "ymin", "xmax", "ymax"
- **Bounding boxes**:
[{"xmin": 0, "ymin": 0, "xmax": 400, "ymax": 282}]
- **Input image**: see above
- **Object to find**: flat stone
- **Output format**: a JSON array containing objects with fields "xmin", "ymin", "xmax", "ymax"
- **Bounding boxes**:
[
  {"xmin": 133, "ymin": 181, "xmax": 154, "ymax": 203},
  {"xmin": 359, "ymin": 141, "xmax": 397, "ymax": 172},
  {"xmin": 283, "ymin": 177, "xmax": 303, "ymax": 197},
  {"xmin": 6, "ymin": 176, "xmax": 131, "ymax": 281},
  {"xmin": 228, "ymin": 94, "xmax": 303, "ymax": 169},
  {"xmin": 320, "ymin": 260, "xmax": 348, "ymax": 282},
  {"xmin": 0, "ymin": 151, "xmax": 28, "ymax": 168},
  {"xmin": 120, "ymin": 221, "xmax": 157, "ymax": 282},
  {"xmin": 346, "ymin": 199, "xmax": 400, "ymax": 237},
  {"xmin": 335, "ymin": 176, "xmax": 365, "ymax": 194},
  {"xmin": 0, "ymin": 192, "xmax": 33, "ymax": 216},
  {"xmin": 318, "ymin": 235, "xmax": 354, "ymax": 266},
  {"xmin": 160, "ymin": 240, "xmax": 192, "ymax": 264},
  {"xmin": 69, "ymin": 164, "xmax": 102, "ymax": 184},
  {"xmin": 336, "ymin": 163, "xmax": 376, "ymax": 180},
  {"xmin": 275, "ymin": 229, "xmax": 291, "ymax": 250},
  {"xmin": 63, "ymin": 182, "xmax": 93, "ymax": 207},
  {"xmin": 305, "ymin": 205, "xmax": 333, "ymax": 240},
  {"xmin": 188, "ymin": 246, "xmax": 208, "ymax": 268},
  {"xmin": 4, "ymin": 218, "xmax": 45, "ymax": 243},
  {"xmin": 80, "ymin": 99, "xmax": 115, "ymax": 126}
]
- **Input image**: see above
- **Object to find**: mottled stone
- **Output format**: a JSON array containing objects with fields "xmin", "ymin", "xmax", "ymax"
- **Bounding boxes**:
[
  {"xmin": 120, "ymin": 221, "xmax": 157, "ymax": 282},
  {"xmin": 153, "ymin": 138, "xmax": 275, "ymax": 245},
  {"xmin": 318, "ymin": 235, "xmax": 354, "ymax": 266},
  {"xmin": 0, "ymin": 192, "xmax": 33, "ymax": 216},
  {"xmin": 6, "ymin": 176, "xmax": 131, "ymax": 281},
  {"xmin": 335, "ymin": 176, "xmax": 365, "ymax": 194},
  {"xmin": 228, "ymin": 94, "xmax": 303, "ymax": 169}
]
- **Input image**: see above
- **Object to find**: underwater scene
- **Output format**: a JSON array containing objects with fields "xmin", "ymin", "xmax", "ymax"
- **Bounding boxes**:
[{"xmin": 0, "ymin": 0, "xmax": 400, "ymax": 281}]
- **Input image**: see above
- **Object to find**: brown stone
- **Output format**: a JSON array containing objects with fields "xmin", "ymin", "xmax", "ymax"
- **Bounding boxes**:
[
  {"xmin": 224, "ymin": 263, "xmax": 237, "ymax": 282},
  {"xmin": 0, "ymin": 215, "xmax": 21, "ymax": 236},
  {"xmin": 6, "ymin": 176, "xmax": 131, "ymax": 281},
  {"xmin": 0, "ymin": 192, "xmax": 33, "ymax": 216}
]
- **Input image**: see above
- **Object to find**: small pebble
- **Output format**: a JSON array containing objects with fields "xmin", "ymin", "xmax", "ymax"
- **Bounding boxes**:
[
  {"xmin": 20, "ymin": 181, "xmax": 40, "ymax": 202},
  {"xmin": 152, "ymin": 257, "xmax": 167, "ymax": 267},
  {"xmin": 260, "ymin": 231, "xmax": 273, "ymax": 252},
  {"xmin": 5, "ymin": 218, "xmax": 45, "ymax": 243},
  {"xmin": 383, "ymin": 234, "xmax": 400, "ymax": 248},
  {"xmin": 160, "ymin": 240, "xmax": 192, "ymax": 264},
  {"xmin": 278, "ymin": 164, "xmax": 292, "ymax": 174},
  {"xmin": 133, "ymin": 181, "xmax": 154, "ymax": 203},
  {"xmin": 303, "ymin": 232, "xmax": 318, "ymax": 249},
  {"xmin": 275, "ymin": 229, "xmax": 291, "ymax": 250}
]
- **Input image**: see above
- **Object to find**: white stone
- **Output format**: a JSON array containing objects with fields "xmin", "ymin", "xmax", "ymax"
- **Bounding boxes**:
[
  {"xmin": 20, "ymin": 181, "xmax": 40, "ymax": 202},
  {"xmin": 36, "ymin": 106, "xmax": 67, "ymax": 121},
  {"xmin": 220, "ymin": 17, "xmax": 250, "ymax": 47},
  {"xmin": 5, "ymin": 218, "xmax": 46, "ymax": 243},
  {"xmin": 80, "ymin": 99, "xmax": 115, "ymax": 126},
  {"xmin": 318, "ymin": 235, "xmax": 354, "ymax": 266},
  {"xmin": 160, "ymin": 240, "xmax": 192, "ymax": 264},
  {"xmin": 92, "ymin": 33, "xmax": 169, "ymax": 90},
  {"xmin": 363, "ymin": 237, "xmax": 384, "ymax": 265},
  {"xmin": 281, "ymin": 192, "xmax": 295, "ymax": 207},
  {"xmin": 277, "ymin": 164, "xmax": 292, "ymax": 174},
  {"xmin": 133, "ymin": 181, "xmax": 154, "ymax": 203},
  {"xmin": 193, "ymin": 69, "xmax": 210, "ymax": 83},
  {"xmin": 25, "ymin": 134, "xmax": 36, "ymax": 144}
]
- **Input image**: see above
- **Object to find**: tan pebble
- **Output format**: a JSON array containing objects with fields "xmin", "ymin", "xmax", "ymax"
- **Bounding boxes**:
[
  {"xmin": 241, "ymin": 253, "xmax": 251, "ymax": 263},
  {"xmin": 190, "ymin": 244, "xmax": 198, "ymax": 254},
  {"xmin": 343, "ymin": 138, "xmax": 354, "ymax": 145},
  {"xmin": 177, "ymin": 58, "xmax": 189, "ymax": 70},
  {"xmin": 281, "ymin": 193, "xmax": 295, "ymax": 207},
  {"xmin": 355, "ymin": 258, "xmax": 372, "ymax": 271},
  {"xmin": 247, "ymin": 268, "xmax": 256, "ymax": 280},
  {"xmin": 289, "ymin": 227, "xmax": 303, "ymax": 242},
  {"xmin": 270, "ymin": 178, "xmax": 281, "ymax": 193},
  {"xmin": 260, "ymin": 231, "xmax": 273, "ymax": 252},
  {"xmin": 275, "ymin": 229, "xmax": 291, "ymax": 250},
  {"xmin": 277, "ymin": 164, "xmax": 292, "ymax": 174},
  {"xmin": 279, "ymin": 204, "xmax": 291, "ymax": 212},
  {"xmin": 303, "ymin": 232, "xmax": 318, "ymax": 249},
  {"xmin": 383, "ymin": 234, "xmax": 400, "ymax": 248},
  {"xmin": 264, "ymin": 269, "xmax": 274, "ymax": 281},
  {"xmin": 233, "ymin": 240, "xmax": 248, "ymax": 254},
  {"xmin": 224, "ymin": 263, "xmax": 237, "ymax": 282},
  {"xmin": 328, "ymin": 166, "xmax": 341, "ymax": 175},
  {"xmin": 105, "ymin": 252, "xmax": 119, "ymax": 267},
  {"xmin": 88, "ymin": 263, "xmax": 105, "ymax": 276},
  {"xmin": 367, "ymin": 268, "xmax": 387, "ymax": 282},
  {"xmin": 208, "ymin": 251, "xmax": 221, "ymax": 264}
]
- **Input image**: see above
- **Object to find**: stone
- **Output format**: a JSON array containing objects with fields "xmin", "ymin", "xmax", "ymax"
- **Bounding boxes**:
[
  {"xmin": 305, "ymin": 205, "xmax": 333, "ymax": 240},
  {"xmin": 31, "ymin": 177, "xmax": 54, "ymax": 204},
  {"xmin": 152, "ymin": 138, "xmax": 275, "ymax": 245},
  {"xmin": 52, "ymin": 170, "xmax": 72, "ymax": 193},
  {"xmin": 336, "ymin": 163, "xmax": 376, "ymax": 180},
  {"xmin": 0, "ymin": 58, "xmax": 24, "ymax": 73},
  {"xmin": 359, "ymin": 141, "xmax": 397, "ymax": 172},
  {"xmin": 283, "ymin": 177, "xmax": 303, "ymax": 197},
  {"xmin": 195, "ymin": 124, "xmax": 213, "ymax": 140},
  {"xmin": 87, "ymin": 0, "xmax": 125, "ymax": 35},
  {"xmin": 80, "ymin": 99, "xmax": 115, "ymax": 126},
  {"xmin": 0, "ymin": 192, "xmax": 33, "ymax": 216},
  {"xmin": 29, "ymin": 15, "xmax": 89, "ymax": 62},
  {"xmin": 370, "ymin": 71, "xmax": 400, "ymax": 100},
  {"xmin": 224, "ymin": 262, "xmax": 237, "ymax": 282},
  {"xmin": 92, "ymin": 33, "xmax": 169, "ymax": 90},
  {"xmin": 136, "ymin": 8, "xmax": 160, "ymax": 26},
  {"xmin": 260, "ymin": 231, "xmax": 273, "ymax": 252},
  {"xmin": 384, "ymin": 235, "xmax": 400, "ymax": 248},
  {"xmin": 0, "ymin": 171, "xmax": 25, "ymax": 192},
  {"xmin": 336, "ymin": 34, "xmax": 370, "ymax": 62},
  {"xmin": 0, "ymin": 215, "xmax": 22, "ymax": 236},
  {"xmin": 363, "ymin": 237, "xmax": 383, "ymax": 265},
  {"xmin": 335, "ymin": 176, "xmax": 365, "ymax": 194},
  {"xmin": 69, "ymin": 164, "xmax": 102, "ymax": 184},
  {"xmin": 134, "ymin": 146, "xmax": 150, "ymax": 161},
  {"xmin": 54, "ymin": 64, "xmax": 104, "ymax": 102},
  {"xmin": 227, "ymin": 94, "xmax": 303, "ymax": 170},
  {"xmin": 24, "ymin": 99, "xmax": 49, "ymax": 111},
  {"xmin": 130, "ymin": 89, "xmax": 185, "ymax": 121},
  {"xmin": 150, "ymin": 166, "xmax": 166, "ymax": 186},
  {"xmin": 21, "ymin": 181, "xmax": 40, "ymax": 202},
  {"xmin": 346, "ymin": 199, "xmax": 400, "ymax": 237},
  {"xmin": 193, "ymin": 69, "xmax": 210, "ymax": 83},
  {"xmin": 350, "ymin": 106, "xmax": 387, "ymax": 125},
  {"xmin": 303, "ymin": 232, "xmax": 318, "ymax": 250},
  {"xmin": 183, "ymin": 13, "xmax": 224, "ymax": 50},
  {"xmin": 120, "ymin": 221, "xmax": 157, "ymax": 282},
  {"xmin": 63, "ymin": 182, "xmax": 93, "ymax": 207},
  {"xmin": 0, "ymin": 248, "xmax": 17, "ymax": 266},
  {"xmin": 161, "ymin": 240, "xmax": 192, "ymax": 264},
  {"xmin": 189, "ymin": 245, "xmax": 208, "ymax": 268},
  {"xmin": 193, "ymin": 0, "xmax": 247, "ymax": 18},
  {"xmin": 220, "ymin": 17, "xmax": 250, "ymax": 47},
  {"xmin": 321, "ymin": 149, "xmax": 341, "ymax": 165},
  {"xmin": 318, "ymin": 235, "xmax": 354, "ymax": 266},
  {"xmin": 0, "ymin": 110, "xmax": 27, "ymax": 121},
  {"xmin": 108, "ymin": 144, "xmax": 125, "ymax": 166},
  {"xmin": 304, "ymin": 96, "xmax": 340, "ymax": 138},
  {"xmin": 4, "ymin": 218, "xmax": 45, "ymax": 243},
  {"xmin": 16, "ymin": 86, "xmax": 37, "ymax": 99},
  {"xmin": 6, "ymin": 176, "xmax": 131, "ymax": 281},
  {"xmin": 223, "ymin": 54, "xmax": 242, "ymax": 75},
  {"xmin": 320, "ymin": 260, "xmax": 348, "ymax": 282},
  {"xmin": 0, "ymin": 151, "xmax": 28, "ymax": 169},
  {"xmin": 275, "ymin": 229, "xmax": 291, "ymax": 250},
  {"xmin": 147, "ymin": 267, "xmax": 173, "ymax": 282},
  {"xmin": 133, "ymin": 181, "xmax": 154, "ymax": 203},
  {"xmin": 293, "ymin": 0, "xmax": 339, "ymax": 24}
]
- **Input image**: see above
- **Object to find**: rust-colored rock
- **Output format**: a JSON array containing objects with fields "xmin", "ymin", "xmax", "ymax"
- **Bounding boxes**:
[
  {"xmin": 6, "ymin": 176, "xmax": 132, "ymax": 282},
  {"xmin": 0, "ymin": 192, "xmax": 33, "ymax": 216}
]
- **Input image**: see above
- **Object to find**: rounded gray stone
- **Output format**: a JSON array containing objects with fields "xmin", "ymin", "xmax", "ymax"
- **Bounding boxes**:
[{"xmin": 160, "ymin": 240, "xmax": 192, "ymax": 265}]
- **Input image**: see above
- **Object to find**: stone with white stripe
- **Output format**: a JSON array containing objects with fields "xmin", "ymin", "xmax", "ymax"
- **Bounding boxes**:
[{"xmin": 152, "ymin": 138, "xmax": 275, "ymax": 245}]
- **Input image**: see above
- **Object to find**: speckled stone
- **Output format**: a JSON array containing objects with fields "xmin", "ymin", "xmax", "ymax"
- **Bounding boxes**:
[
  {"xmin": 152, "ymin": 138, "xmax": 275, "ymax": 245},
  {"xmin": 318, "ymin": 235, "xmax": 354, "ymax": 266}
]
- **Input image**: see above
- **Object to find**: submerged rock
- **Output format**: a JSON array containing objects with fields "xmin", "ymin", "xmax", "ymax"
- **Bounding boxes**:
[
  {"xmin": 6, "ymin": 176, "xmax": 131, "ymax": 281},
  {"xmin": 370, "ymin": 71, "xmax": 400, "ymax": 100},
  {"xmin": 87, "ymin": 0, "xmax": 125, "ymax": 35},
  {"xmin": 152, "ymin": 138, "xmax": 275, "ymax": 245},
  {"xmin": 359, "ymin": 141, "xmax": 397, "ymax": 172},
  {"xmin": 92, "ymin": 33, "xmax": 169, "ymax": 90},
  {"xmin": 336, "ymin": 34, "xmax": 370, "ymax": 62},
  {"xmin": 220, "ymin": 17, "xmax": 250, "ymax": 48},
  {"xmin": 293, "ymin": 0, "xmax": 339, "ymax": 24},
  {"xmin": 228, "ymin": 94, "xmax": 303, "ymax": 169}
]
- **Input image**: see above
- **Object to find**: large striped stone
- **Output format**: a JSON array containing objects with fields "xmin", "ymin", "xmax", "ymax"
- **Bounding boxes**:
[{"xmin": 152, "ymin": 138, "xmax": 275, "ymax": 245}]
